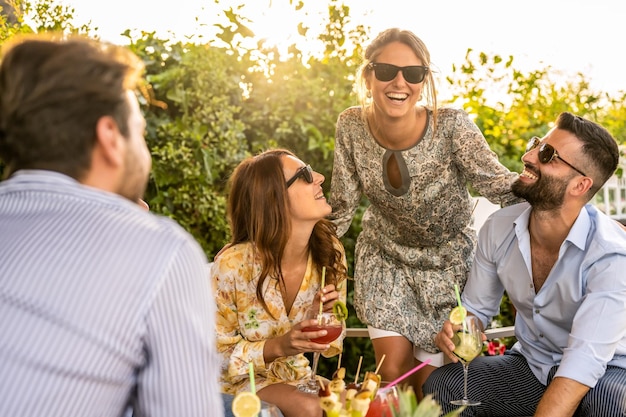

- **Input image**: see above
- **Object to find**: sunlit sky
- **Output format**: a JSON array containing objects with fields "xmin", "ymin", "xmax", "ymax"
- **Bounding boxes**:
[{"xmin": 63, "ymin": 0, "xmax": 626, "ymax": 99}]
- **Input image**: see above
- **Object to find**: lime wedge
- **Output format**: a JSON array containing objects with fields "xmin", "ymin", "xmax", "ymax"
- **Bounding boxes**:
[{"xmin": 449, "ymin": 306, "xmax": 467, "ymax": 325}]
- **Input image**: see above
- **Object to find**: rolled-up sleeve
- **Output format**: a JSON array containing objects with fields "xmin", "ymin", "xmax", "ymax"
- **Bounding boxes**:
[{"xmin": 557, "ymin": 254, "xmax": 626, "ymax": 387}]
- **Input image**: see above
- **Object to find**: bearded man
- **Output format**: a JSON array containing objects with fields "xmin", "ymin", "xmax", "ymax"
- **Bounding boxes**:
[{"xmin": 425, "ymin": 112, "xmax": 626, "ymax": 417}]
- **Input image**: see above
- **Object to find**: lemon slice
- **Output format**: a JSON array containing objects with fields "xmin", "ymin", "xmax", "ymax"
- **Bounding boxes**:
[
  {"xmin": 232, "ymin": 391, "xmax": 261, "ymax": 417},
  {"xmin": 449, "ymin": 306, "xmax": 467, "ymax": 325},
  {"xmin": 332, "ymin": 300, "xmax": 348, "ymax": 321}
]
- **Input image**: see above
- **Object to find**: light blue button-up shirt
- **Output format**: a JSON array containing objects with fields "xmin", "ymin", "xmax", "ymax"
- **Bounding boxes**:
[{"xmin": 463, "ymin": 202, "xmax": 626, "ymax": 387}]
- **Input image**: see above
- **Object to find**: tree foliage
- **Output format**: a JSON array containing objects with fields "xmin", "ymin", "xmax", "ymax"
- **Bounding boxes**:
[
  {"xmin": 0, "ymin": 0, "xmax": 92, "ymax": 41},
  {"xmin": 445, "ymin": 49, "xmax": 626, "ymax": 175},
  {"xmin": 126, "ymin": 34, "xmax": 249, "ymax": 255}
]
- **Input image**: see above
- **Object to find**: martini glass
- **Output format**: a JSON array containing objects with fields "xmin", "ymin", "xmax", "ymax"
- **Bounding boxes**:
[
  {"xmin": 451, "ymin": 315, "xmax": 483, "ymax": 406},
  {"xmin": 296, "ymin": 309, "xmax": 344, "ymax": 394}
]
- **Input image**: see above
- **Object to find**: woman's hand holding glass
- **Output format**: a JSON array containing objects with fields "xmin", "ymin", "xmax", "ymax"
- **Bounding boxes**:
[
  {"xmin": 296, "ymin": 308, "xmax": 345, "ymax": 393},
  {"xmin": 263, "ymin": 285, "xmax": 340, "ymax": 364},
  {"xmin": 263, "ymin": 317, "xmax": 333, "ymax": 364},
  {"xmin": 261, "ymin": 283, "xmax": 344, "ymax": 395}
]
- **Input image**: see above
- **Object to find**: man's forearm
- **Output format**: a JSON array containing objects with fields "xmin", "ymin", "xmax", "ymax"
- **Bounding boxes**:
[{"xmin": 534, "ymin": 376, "xmax": 589, "ymax": 417}]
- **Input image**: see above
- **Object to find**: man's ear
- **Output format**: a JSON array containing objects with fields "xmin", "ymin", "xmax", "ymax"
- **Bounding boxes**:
[
  {"xmin": 571, "ymin": 176, "xmax": 594, "ymax": 197},
  {"xmin": 94, "ymin": 115, "xmax": 124, "ymax": 167}
]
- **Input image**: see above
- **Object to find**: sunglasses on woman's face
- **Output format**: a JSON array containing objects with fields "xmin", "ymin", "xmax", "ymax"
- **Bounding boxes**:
[
  {"xmin": 285, "ymin": 165, "xmax": 314, "ymax": 188},
  {"xmin": 526, "ymin": 136, "xmax": 587, "ymax": 177},
  {"xmin": 367, "ymin": 63, "xmax": 429, "ymax": 84}
]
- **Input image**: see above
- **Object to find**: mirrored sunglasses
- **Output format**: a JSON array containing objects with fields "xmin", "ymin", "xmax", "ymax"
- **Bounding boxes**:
[
  {"xmin": 285, "ymin": 165, "xmax": 314, "ymax": 188},
  {"xmin": 367, "ymin": 63, "xmax": 429, "ymax": 84},
  {"xmin": 526, "ymin": 136, "xmax": 587, "ymax": 177}
]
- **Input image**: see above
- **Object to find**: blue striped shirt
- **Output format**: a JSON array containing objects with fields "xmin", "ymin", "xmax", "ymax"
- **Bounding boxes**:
[{"xmin": 0, "ymin": 170, "xmax": 224, "ymax": 417}]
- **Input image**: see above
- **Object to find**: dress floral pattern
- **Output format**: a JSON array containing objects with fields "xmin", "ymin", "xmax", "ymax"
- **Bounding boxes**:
[
  {"xmin": 212, "ymin": 242, "xmax": 347, "ymax": 394},
  {"xmin": 329, "ymin": 106, "xmax": 519, "ymax": 353}
]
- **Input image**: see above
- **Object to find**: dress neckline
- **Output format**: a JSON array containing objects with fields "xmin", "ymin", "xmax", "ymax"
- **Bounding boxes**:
[{"xmin": 367, "ymin": 108, "xmax": 431, "ymax": 151}]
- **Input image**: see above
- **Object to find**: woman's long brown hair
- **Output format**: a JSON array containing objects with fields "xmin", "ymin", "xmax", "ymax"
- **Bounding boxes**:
[{"xmin": 227, "ymin": 149, "xmax": 347, "ymax": 316}]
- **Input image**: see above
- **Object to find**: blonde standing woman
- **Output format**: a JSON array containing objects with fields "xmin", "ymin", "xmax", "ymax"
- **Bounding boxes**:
[{"xmin": 329, "ymin": 28, "xmax": 519, "ymax": 398}]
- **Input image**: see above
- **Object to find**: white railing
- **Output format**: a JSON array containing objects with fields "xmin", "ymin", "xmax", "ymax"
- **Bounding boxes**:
[
  {"xmin": 345, "ymin": 326, "xmax": 515, "ymax": 340},
  {"xmin": 593, "ymin": 175, "xmax": 626, "ymax": 220}
]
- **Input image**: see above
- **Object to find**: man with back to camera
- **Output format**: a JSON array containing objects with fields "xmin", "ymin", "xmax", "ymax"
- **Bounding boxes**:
[
  {"xmin": 424, "ymin": 112, "xmax": 626, "ymax": 417},
  {"xmin": 0, "ymin": 34, "xmax": 224, "ymax": 416}
]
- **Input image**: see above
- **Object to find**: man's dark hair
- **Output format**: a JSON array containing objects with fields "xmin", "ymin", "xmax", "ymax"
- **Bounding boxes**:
[
  {"xmin": 556, "ymin": 111, "xmax": 619, "ymax": 196},
  {"xmin": 0, "ymin": 34, "xmax": 144, "ymax": 179}
]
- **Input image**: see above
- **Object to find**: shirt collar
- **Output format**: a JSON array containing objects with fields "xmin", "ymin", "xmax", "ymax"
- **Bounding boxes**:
[
  {"xmin": 10, "ymin": 169, "xmax": 79, "ymax": 186},
  {"xmin": 514, "ymin": 204, "xmax": 591, "ymax": 251}
]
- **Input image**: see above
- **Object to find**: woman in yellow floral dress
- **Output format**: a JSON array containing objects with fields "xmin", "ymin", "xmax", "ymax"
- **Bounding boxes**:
[{"xmin": 212, "ymin": 149, "xmax": 348, "ymax": 417}]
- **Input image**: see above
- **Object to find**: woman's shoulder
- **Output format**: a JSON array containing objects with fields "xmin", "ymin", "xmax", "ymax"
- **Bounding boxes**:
[
  {"xmin": 215, "ymin": 242, "xmax": 256, "ymax": 266},
  {"xmin": 212, "ymin": 242, "xmax": 259, "ymax": 283},
  {"xmin": 338, "ymin": 106, "xmax": 363, "ymax": 121},
  {"xmin": 433, "ymin": 106, "xmax": 481, "ymax": 135},
  {"xmin": 437, "ymin": 106, "xmax": 470, "ymax": 120}
]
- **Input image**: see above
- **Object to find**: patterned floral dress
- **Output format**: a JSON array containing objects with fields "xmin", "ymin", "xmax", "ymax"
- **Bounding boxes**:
[
  {"xmin": 329, "ymin": 106, "xmax": 519, "ymax": 353},
  {"xmin": 212, "ymin": 242, "xmax": 347, "ymax": 394}
]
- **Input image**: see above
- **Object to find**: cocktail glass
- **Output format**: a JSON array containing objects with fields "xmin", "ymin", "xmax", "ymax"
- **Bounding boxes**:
[
  {"xmin": 296, "ymin": 310, "xmax": 344, "ymax": 394},
  {"xmin": 365, "ymin": 385, "xmax": 398, "ymax": 417},
  {"xmin": 450, "ymin": 315, "xmax": 483, "ymax": 406}
]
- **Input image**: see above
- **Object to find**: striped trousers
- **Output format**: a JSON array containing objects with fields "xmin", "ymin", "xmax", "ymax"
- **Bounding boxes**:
[{"xmin": 422, "ymin": 353, "xmax": 626, "ymax": 417}]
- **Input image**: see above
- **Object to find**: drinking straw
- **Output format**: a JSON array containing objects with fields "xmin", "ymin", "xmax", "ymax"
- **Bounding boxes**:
[
  {"xmin": 248, "ymin": 362, "xmax": 256, "ymax": 394},
  {"xmin": 454, "ymin": 284, "xmax": 462, "ymax": 308},
  {"xmin": 374, "ymin": 354, "xmax": 386, "ymax": 374},
  {"xmin": 380, "ymin": 359, "xmax": 432, "ymax": 391},
  {"xmin": 470, "ymin": 198, "xmax": 479, "ymax": 216},
  {"xmin": 354, "ymin": 356, "xmax": 363, "ymax": 384},
  {"xmin": 318, "ymin": 267, "xmax": 326, "ymax": 317},
  {"xmin": 454, "ymin": 284, "xmax": 467, "ymax": 331}
]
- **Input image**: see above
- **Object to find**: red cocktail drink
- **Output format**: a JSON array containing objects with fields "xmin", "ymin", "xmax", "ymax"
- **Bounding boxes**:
[
  {"xmin": 296, "ymin": 309, "xmax": 345, "ymax": 394},
  {"xmin": 365, "ymin": 388, "xmax": 398, "ymax": 417},
  {"xmin": 302, "ymin": 324, "xmax": 343, "ymax": 344}
]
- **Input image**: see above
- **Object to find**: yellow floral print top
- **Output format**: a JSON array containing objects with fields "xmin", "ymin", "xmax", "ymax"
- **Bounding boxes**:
[{"xmin": 212, "ymin": 242, "xmax": 347, "ymax": 394}]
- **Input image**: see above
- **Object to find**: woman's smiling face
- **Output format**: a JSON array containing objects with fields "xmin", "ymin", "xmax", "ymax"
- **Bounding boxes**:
[
  {"xmin": 366, "ymin": 41, "xmax": 425, "ymax": 120},
  {"xmin": 282, "ymin": 155, "xmax": 331, "ymax": 223}
]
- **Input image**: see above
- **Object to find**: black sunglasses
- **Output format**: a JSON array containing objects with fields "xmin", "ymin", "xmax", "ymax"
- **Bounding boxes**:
[
  {"xmin": 285, "ymin": 165, "xmax": 314, "ymax": 188},
  {"xmin": 367, "ymin": 63, "xmax": 429, "ymax": 84},
  {"xmin": 526, "ymin": 136, "xmax": 587, "ymax": 177}
]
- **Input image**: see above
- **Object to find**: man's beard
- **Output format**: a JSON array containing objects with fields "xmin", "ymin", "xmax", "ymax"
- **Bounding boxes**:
[
  {"xmin": 119, "ymin": 145, "xmax": 149, "ymax": 204},
  {"xmin": 512, "ymin": 171, "xmax": 569, "ymax": 211}
]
